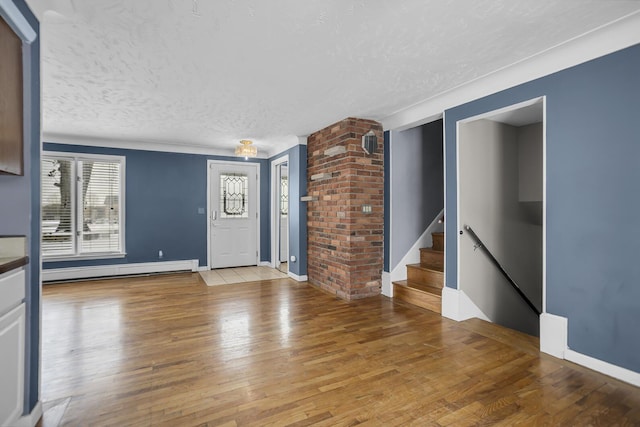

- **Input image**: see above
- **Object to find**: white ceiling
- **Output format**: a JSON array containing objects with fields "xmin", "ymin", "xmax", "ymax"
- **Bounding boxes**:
[{"xmin": 27, "ymin": 0, "xmax": 640, "ymax": 157}]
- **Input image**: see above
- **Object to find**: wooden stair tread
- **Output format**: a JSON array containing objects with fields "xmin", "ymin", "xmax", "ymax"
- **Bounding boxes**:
[
  {"xmin": 422, "ymin": 262, "xmax": 443, "ymax": 272},
  {"xmin": 392, "ymin": 281, "xmax": 441, "ymax": 314},
  {"xmin": 431, "ymin": 232, "xmax": 444, "ymax": 251},
  {"xmin": 394, "ymin": 230, "xmax": 445, "ymax": 314},
  {"xmin": 419, "ymin": 247, "xmax": 444, "ymax": 271},
  {"xmin": 407, "ymin": 263, "xmax": 444, "ymax": 274},
  {"xmin": 420, "ymin": 247, "xmax": 443, "ymax": 254},
  {"xmin": 406, "ymin": 263, "xmax": 444, "ymax": 288},
  {"xmin": 393, "ymin": 280, "xmax": 442, "ymax": 296}
]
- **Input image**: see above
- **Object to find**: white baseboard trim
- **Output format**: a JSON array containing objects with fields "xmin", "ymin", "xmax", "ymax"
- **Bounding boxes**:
[
  {"xmin": 198, "ymin": 266, "xmax": 209, "ymax": 272},
  {"xmin": 42, "ymin": 259, "xmax": 200, "ymax": 282},
  {"xmin": 288, "ymin": 272, "xmax": 308, "ymax": 282},
  {"xmin": 441, "ymin": 289, "xmax": 640, "ymax": 386},
  {"xmin": 389, "ymin": 208, "xmax": 444, "ymax": 283},
  {"xmin": 441, "ymin": 286, "xmax": 490, "ymax": 322},
  {"xmin": 565, "ymin": 349, "xmax": 640, "ymax": 387},
  {"xmin": 540, "ymin": 313, "xmax": 567, "ymax": 359},
  {"xmin": 259, "ymin": 261, "xmax": 271, "ymax": 267},
  {"xmin": 16, "ymin": 401, "xmax": 42, "ymax": 427},
  {"xmin": 539, "ymin": 313, "xmax": 640, "ymax": 387},
  {"xmin": 381, "ymin": 271, "xmax": 392, "ymax": 297}
]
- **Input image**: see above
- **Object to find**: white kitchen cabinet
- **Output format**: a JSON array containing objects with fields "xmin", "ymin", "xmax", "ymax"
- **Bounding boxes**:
[{"xmin": 0, "ymin": 268, "xmax": 26, "ymax": 426}]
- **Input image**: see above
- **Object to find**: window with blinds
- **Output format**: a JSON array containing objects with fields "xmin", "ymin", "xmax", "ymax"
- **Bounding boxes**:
[{"xmin": 41, "ymin": 153, "xmax": 125, "ymax": 259}]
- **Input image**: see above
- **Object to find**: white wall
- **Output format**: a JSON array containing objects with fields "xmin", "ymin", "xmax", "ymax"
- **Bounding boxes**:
[
  {"xmin": 459, "ymin": 119, "xmax": 541, "ymax": 336},
  {"xmin": 519, "ymin": 123, "xmax": 543, "ymax": 202}
]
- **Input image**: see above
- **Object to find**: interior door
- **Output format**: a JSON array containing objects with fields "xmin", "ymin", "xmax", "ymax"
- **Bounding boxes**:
[{"xmin": 209, "ymin": 162, "xmax": 258, "ymax": 268}]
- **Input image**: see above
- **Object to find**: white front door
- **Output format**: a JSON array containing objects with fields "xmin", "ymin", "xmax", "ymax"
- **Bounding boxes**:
[{"xmin": 209, "ymin": 162, "xmax": 258, "ymax": 269}]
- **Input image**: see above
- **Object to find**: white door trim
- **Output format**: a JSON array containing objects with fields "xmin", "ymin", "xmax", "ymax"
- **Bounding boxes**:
[
  {"xmin": 206, "ymin": 160, "xmax": 260, "ymax": 270},
  {"xmin": 270, "ymin": 155, "xmax": 289, "ymax": 269}
]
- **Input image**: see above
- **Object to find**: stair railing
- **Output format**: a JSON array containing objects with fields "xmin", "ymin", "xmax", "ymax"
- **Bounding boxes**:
[{"xmin": 460, "ymin": 225, "xmax": 541, "ymax": 316}]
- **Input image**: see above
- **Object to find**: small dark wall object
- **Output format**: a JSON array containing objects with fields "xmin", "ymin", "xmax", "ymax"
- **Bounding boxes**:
[{"xmin": 362, "ymin": 130, "xmax": 377, "ymax": 155}]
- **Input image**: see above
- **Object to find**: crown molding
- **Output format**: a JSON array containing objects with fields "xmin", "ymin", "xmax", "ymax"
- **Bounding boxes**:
[
  {"xmin": 43, "ymin": 132, "xmax": 270, "ymax": 159},
  {"xmin": 381, "ymin": 10, "xmax": 640, "ymax": 131},
  {"xmin": 43, "ymin": 132, "xmax": 309, "ymax": 159}
]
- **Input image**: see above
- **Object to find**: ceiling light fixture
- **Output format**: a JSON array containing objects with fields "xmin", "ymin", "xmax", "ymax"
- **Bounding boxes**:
[{"xmin": 235, "ymin": 139, "xmax": 257, "ymax": 159}]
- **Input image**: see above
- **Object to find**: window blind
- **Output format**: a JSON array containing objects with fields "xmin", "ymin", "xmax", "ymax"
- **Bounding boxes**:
[
  {"xmin": 41, "ymin": 157, "xmax": 75, "ymax": 256},
  {"xmin": 41, "ymin": 154, "xmax": 124, "ymax": 258},
  {"xmin": 80, "ymin": 160, "xmax": 121, "ymax": 253}
]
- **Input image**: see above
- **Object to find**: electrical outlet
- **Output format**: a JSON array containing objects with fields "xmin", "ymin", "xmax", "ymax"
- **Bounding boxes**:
[{"xmin": 158, "ymin": 250, "xmax": 163, "ymax": 259}]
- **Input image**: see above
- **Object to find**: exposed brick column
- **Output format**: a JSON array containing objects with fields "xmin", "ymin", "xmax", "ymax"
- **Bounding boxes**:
[{"xmin": 307, "ymin": 118, "xmax": 384, "ymax": 300}]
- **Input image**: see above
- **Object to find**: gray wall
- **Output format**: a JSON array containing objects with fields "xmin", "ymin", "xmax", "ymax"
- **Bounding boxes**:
[
  {"xmin": 459, "ymin": 120, "xmax": 542, "ymax": 336},
  {"xmin": 389, "ymin": 120, "xmax": 443, "ymax": 270},
  {"xmin": 445, "ymin": 43, "xmax": 640, "ymax": 372}
]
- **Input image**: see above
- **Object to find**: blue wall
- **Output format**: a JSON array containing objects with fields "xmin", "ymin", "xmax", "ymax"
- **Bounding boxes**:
[
  {"xmin": 43, "ymin": 144, "xmax": 270, "ymax": 269},
  {"xmin": 269, "ymin": 144, "xmax": 308, "ymax": 277},
  {"xmin": 389, "ymin": 120, "xmax": 443, "ymax": 271},
  {"xmin": 444, "ymin": 44, "xmax": 640, "ymax": 372},
  {"xmin": 0, "ymin": 0, "xmax": 40, "ymax": 413}
]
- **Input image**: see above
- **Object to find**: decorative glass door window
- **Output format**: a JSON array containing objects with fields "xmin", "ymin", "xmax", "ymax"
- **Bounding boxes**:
[
  {"xmin": 280, "ymin": 176, "xmax": 288, "ymax": 216},
  {"xmin": 220, "ymin": 173, "xmax": 249, "ymax": 218}
]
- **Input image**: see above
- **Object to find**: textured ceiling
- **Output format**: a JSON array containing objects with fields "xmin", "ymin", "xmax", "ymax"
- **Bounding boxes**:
[{"xmin": 28, "ymin": 0, "xmax": 640, "ymax": 156}]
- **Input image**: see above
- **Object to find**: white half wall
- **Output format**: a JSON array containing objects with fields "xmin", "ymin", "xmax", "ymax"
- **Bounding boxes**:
[
  {"xmin": 540, "ymin": 313, "xmax": 567, "ymax": 359},
  {"xmin": 441, "ymin": 286, "xmax": 490, "ymax": 322},
  {"xmin": 381, "ymin": 272, "xmax": 392, "ymax": 297}
]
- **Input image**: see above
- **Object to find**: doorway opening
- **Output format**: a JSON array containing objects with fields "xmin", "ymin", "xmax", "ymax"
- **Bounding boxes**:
[
  {"xmin": 457, "ymin": 97, "xmax": 545, "ymax": 336},
  {"xmin": 271, "ymin": 156, "xmax": 289, "ymax": 274}
]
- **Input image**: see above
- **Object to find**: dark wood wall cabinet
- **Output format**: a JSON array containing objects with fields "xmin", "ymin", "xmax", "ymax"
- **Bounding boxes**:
[{"xmin": 0, "ymin": 16, "xmax": 24, "ymax": 176}]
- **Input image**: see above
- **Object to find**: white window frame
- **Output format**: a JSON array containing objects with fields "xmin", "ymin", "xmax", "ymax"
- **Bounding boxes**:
[{"xmin": 41, "ymin": 151, "xmax": 126, "ymax": 261}]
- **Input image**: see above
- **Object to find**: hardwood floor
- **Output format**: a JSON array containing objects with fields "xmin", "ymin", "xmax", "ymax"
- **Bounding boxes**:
[{"xmin": 39, "ymin": 273, "xmax": 640, "ymax": 426}]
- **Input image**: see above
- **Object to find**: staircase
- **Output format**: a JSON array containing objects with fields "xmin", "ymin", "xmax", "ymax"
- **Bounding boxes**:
[{"xmin": 393, "ymin": 232, "xmax": 444, "ymax": 314}]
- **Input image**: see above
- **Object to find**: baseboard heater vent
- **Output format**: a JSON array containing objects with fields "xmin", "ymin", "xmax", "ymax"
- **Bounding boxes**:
[{"xmin": 42, "ymin": 259, "xmax": 200, "ymax": 283}]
